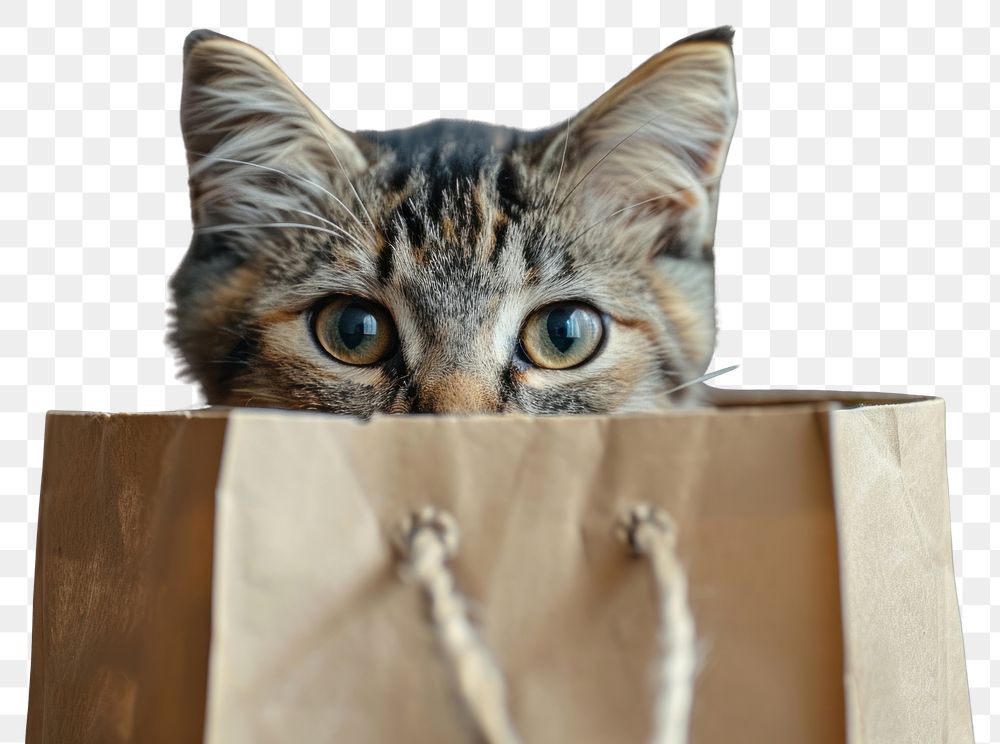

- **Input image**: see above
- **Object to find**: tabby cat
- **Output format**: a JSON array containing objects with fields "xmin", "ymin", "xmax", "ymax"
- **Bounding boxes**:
[{"xmin": 170, "ymin": 27, "xmax": 737, "ymax": 415}]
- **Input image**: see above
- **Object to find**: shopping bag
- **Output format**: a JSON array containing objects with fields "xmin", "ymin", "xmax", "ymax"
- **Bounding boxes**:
[{"xmin": 26, "ymin": 389, "xmax": 973, "ymax": 743}]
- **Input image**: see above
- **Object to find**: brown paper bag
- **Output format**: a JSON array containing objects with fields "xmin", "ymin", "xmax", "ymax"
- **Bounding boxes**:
[{"xmin": 26, "ymin": 389, "xmax": 973, "ymax": 743}]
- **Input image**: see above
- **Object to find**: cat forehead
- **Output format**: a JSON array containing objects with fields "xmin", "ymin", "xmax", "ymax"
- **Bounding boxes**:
[
  {"xmin": 358, "ymin": 119, "xmax": 534, "ymax": 175},
  {"xmin": 359, "ymin": 119, "xmax": 549, "ymax": 210},
  {"xmin": 350, "ymin": 120, "xmax": 560, "ymax": 292}
]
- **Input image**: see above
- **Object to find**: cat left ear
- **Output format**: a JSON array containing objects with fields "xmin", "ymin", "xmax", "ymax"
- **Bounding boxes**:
[
  {"xmin": 180, "ymin": 30, "xmax": 369, "ymax": 228},
  {"xmin": 536, "ymin": 27, "xmax": 738, "ymax": 260}
]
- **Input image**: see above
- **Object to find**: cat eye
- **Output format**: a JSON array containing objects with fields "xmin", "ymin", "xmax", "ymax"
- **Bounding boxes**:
[
  {"xmin": 520, "ymin": 302, "xmax": 604, "ymax": 370},
  {"xmin": 313, "ymin": 296, "xmax": 398, "ymax": 366}
]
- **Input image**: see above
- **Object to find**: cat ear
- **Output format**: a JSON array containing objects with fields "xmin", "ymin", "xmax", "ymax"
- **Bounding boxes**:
[
  {"xmin": 180, "ymin": 30, "xmax": 369, "ymax": 229},
  {"xmin": 537, "ymin": 27, "xmax": 738, "ymax": 260}
]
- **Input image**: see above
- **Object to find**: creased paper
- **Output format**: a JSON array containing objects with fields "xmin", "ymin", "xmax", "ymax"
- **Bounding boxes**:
[{"xmin": 27, "ymin": 390, "xmax": 973, "ymax": 744}]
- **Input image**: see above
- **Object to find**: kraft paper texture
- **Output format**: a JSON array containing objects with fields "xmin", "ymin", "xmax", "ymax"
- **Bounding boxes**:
[
  {"xmin": 26, "ymin": 390, "xmax": 973, "ymax": 744},
  {"xmin": 831, "ymin": 399, "xmax": 972, "ymax": 743}
]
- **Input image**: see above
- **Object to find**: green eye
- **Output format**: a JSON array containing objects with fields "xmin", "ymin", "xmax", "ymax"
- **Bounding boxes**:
[
  {"xmin": 314, "ymin": 296, "xmax": 397, "ymax": 366},
  {"xmin": 520, "ymin": 302, "xmax": 604, "ymax": 369}
]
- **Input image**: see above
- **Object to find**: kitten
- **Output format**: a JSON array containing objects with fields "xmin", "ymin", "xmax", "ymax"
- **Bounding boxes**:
[{"xmin": 170, "ymin": 27, "xmax": 737, "ymax": 415}]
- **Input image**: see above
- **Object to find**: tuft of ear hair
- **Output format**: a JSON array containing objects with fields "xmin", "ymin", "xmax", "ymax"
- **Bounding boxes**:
[
  {"xmin": 538, "ymin": 26, "xmax": 738, "ymax": 261},
  {"xmin": 180, "ymin": 30, "xmax": 369, "ymax": 232}
]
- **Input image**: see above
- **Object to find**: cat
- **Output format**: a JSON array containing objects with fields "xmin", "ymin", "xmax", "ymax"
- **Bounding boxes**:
[{"xmin": 169, "ymin": 27, "xmax": 737, "ymax": 415}]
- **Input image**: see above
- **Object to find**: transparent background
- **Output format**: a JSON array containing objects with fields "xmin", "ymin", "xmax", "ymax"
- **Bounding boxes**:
[{"xmin": 1, "ymin": 0, "xmax": 997, "ymax": 741}]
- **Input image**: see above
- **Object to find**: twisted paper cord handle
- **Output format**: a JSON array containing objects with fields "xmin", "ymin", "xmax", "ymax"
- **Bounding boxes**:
[
  {"xmin": 395, "ymin": 506, "xmax": 523, "ymax": 744},
  {"xmin": 618, "ymin": 504, "xmax": 696, "ymax": 744}
]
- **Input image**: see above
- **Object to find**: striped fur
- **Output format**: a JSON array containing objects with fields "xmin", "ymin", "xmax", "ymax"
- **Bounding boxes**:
[{"xmin": 169, "ymin": 28, "xmax": 738, "ymax": 415}]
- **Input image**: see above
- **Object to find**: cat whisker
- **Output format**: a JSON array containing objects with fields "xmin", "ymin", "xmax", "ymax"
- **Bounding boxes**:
[
  {"xmin": 287, "ymin": 208, "xmax": 366, "ymax": 251},
  {"xmin": 564, "ymin": 176, "xmax": 723, "ymax": 248},
  {"xmin": 315, "ymin": 131, "xmax": 378, "ymax": 237},
  {"xmin": 197, "ymin": 355, "xmax": 253, "ymax": 366},
  {"xmin": 227, "ymin": 387, "xmax": 294, "ymax": 408},
  {"xmin": 660, "ymin": 365, "xmax": 739, "ymax": 397},
  {"xmin": 558, "ymin": 254, "xmax": 624, "ymax": 274},
  {"xmin": 553, "ymin": 112, "xmax": 661, "ymax": 214},
  {"xmin": 620, "ymin": 158, "xmax": 702, "ymax": 192},
  {"xmin": 189, "ymin": 152, "xmax": 373, "ymax": 243},
  {"xmin": 193, "ymin": 221, "xmax": 360, "ymax": 242},
  {"xmin": 545, "ymin": 117, "xmax": 573, "ymax": 214},
  {"xmin": 550, "ymin": 102, "xmax": 708, "ymax": 214}
]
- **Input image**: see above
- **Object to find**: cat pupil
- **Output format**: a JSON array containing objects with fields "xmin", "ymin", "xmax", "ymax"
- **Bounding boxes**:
[
  {"xmin": 547, "ymin": 307, "xmax": 583, "ymax": 354},
  {"xmin": 338, "ymin": 305, "xmax": 377, "ymax": 350}
]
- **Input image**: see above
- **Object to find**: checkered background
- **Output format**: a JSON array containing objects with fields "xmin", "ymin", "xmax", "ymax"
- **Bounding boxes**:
[{"xmin": 0, "ymin": 0, "xmax": 996, "ymax": 740}]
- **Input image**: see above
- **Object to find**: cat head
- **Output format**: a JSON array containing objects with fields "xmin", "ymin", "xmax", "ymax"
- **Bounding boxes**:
[{"xmin": 170, "ymin": 27, "xmax": 737, "ymax": 415}]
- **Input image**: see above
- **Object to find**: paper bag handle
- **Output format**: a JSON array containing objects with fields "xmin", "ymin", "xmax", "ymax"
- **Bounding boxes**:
[
  {"xmin": 618, "ymin": 504, "xmax": 696, "ymax": 744},
  {"xmin": 395, "ymin": 505, "xmax": 695, "ymax": 744},
  {"xmin": 395, "ymin": 507, "xmax": 523, "ymax": 744}
]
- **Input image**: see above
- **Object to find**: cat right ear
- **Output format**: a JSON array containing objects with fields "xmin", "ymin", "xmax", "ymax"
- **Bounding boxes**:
[
  {"xmin": 180, "ymin": 30, "xmax": 369, "ymax": 229},
  {"xmin": 531, "ymin": 27, "xmax": 738, "ymax": 261}
]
